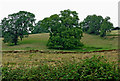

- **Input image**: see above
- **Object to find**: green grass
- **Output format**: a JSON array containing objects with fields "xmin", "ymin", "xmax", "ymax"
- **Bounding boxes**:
[
  {"xmin": 2, "ymin": 30, "xmax": 119, "ymax": 80},
  {"xmin": 106, "ymin": 30, "xmax": 120, "ymax": 36},
  {"xmin": 2, "ymin": 53, "xmax": 119, "ymax": 80},
  {"xmin": 81, "ymin": 33, "xmax": 118, "ymax": 50},
  {"xmin": 2, "ymin": 33, "xmax": 49, "ymax": 51},
  {"xmin": 2, "ymin": 32, "xmax": 118, "ymax": 51}
]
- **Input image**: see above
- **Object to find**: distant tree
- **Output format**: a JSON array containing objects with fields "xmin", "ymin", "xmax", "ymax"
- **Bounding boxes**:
[
  {"xmin": 32, "ymin": 21, "xmax": 49, "ymax": 34},
  {"xmin": 41, "ymin": 9, "xmax": 83, "ymax": 49},
  {"xmin": 112, "ymin": 27, "xmax": 120, "ymax": 30},
  {"xmin": 80, "ymin": 15, "xmax": 104, "ymax": 35},
  {"xmin": 1, "ymin": 11, "xmax": 35, "ymax": 45},
  {"xmin": 41, "ymin": 14, "xmax": 60, "ymax": 34},
  {"xmin": 100, "ymin": 17, "xmax": 113, "ymax": 37},
  {"xmin": 80, "ymin": 15, "xmax": 114, "ymax": 37}
]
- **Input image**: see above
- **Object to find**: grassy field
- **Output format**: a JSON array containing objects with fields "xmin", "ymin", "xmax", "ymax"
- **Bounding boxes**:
[
  {"xmin": 3, "ymin": 51, "xmax": 118, "ymax": 69},
  {"xmin": 2, "ymin": 31, "xmax": 120, "ymax": 80},
  {"xmin": 106, "ymin": 30, "xmax": 120, "ymax": 36},
  {"xmin": 2, "ymin": 33, "xmax": 49, "ymax": 51},
  {"xmin": 2, "ymin": 32, "xmax": 118, "ymax": 51},
  {"xmin": 2, "ymin": 51, "xmax": 119, "ymax": 80}
]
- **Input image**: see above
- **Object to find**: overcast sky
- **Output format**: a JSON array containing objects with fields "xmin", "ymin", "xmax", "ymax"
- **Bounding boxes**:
[{"xmin": 0, "ymin": 0, "xmax": 119, "ymax": 27}]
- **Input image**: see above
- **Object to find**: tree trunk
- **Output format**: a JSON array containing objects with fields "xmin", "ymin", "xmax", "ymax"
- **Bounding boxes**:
[
  {"xmin": 14, "ymin": 41, "xmax": 17, "ymax": 45},
  {"xmin": 14, "ymin": 34, "xmax": 18, "ymax": 45}
]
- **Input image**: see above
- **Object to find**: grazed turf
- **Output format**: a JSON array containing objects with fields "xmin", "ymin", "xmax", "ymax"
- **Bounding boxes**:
[{"xmin": 2, "ymin": 32, "xmax": 118, "ymax": 51}]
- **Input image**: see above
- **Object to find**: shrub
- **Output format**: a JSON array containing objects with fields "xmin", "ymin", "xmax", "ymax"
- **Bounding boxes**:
[
  {"xmin": 2, "ymin": 55, "xmax": 120, "ymax": 80},
  {"xmin": 77, "ymin": 55, "xmax": 119, "ymax": 80}
]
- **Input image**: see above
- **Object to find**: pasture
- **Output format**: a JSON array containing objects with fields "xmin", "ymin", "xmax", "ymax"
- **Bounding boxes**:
[
  {"xmin": 2, "ymin": 30, "xmax": 120, "ymax": 80},
  {"xmin": 106, "ymin": 30, "xmax": 120, "ymax": 36},
  {"xmin": 2, "ymin": 50, "xmax": 119, "ymax": 80},
  {"xmin": 3, "ymin": 50, "xmax": 118, "ymax": 69},
  {"xmin": 2, "ymin": 32, "xmax": 118, "ymax": 51}
]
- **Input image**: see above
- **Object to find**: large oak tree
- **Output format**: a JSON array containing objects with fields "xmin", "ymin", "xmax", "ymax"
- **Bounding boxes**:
[
  {"xmin": 41, "ymin": 9, "xmax": 83, "ymax": 49},
  {"xmin": 1, "ymin": 11, "xmax": 35, "ymax": 45}
]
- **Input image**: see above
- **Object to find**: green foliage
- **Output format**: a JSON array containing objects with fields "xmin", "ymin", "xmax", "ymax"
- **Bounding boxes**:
[
  {"xmin": 41, "ymin": 9, "xmax": 83, "ymax": 49},
  {"xmin": 80, "ymin": 14, "xmax": 104, "ymax": 35},
  {"xmin": 80, "ymin": 15, "xmax": 113, "ymax": 37},
  {"xmin": 100, "ymin": 17, "xmax": 114, "ymax": 37},
  {"xmin": 3, "ymin": 32, "xmax": 17, "ymax": 44},
  {"xmin": 47, "ymin": 28, "xmax": 83, "ymax": 49},
  {"xmin": 1, "ymin": 11, "xmax": 35, "ymax": 45},
  {"xmin": 2, "ymin": 55, "xmax": 120, "ymax": 80},
  {"xmin": 32, "ymin": 21, "xmax": 49, "ymax": 34},
  {"xmin": 78, "ymin": 55, "xmax": 119, "ymax": 80}
]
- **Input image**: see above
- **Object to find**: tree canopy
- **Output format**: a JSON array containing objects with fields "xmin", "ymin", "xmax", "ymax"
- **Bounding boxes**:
[
  {"xmin": 80, "ymin": 15, "xmax": 104, "ymax": 35},
  {"xmin": 80, "ymin": 15, "xmax": 113, "ymax": 37},
  {"xmin": 100, "ymin": 17, "xmax": 113, "ymax": 37},
  {"xmin": 41, "ymin": 9, "xmax": 83, "ymax": 49},
  {"xmin": 1, "ymin": 11, "xmax": 35, "ymax": 45},
  {"xmin": 32, "ymin": 20, "xmax": 49, "ymax": 34}
]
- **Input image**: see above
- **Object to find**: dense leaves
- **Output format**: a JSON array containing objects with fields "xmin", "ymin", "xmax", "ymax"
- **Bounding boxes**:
[
  {"xmin": 41, "ymin": 9, "xmax": 83, "ymax": 49},
  {"xmin": 1, "ymin": 11, "xmax": 35, "ymax": 45},
  {"xmin": 100, "ymin": 17, "xmax": 114, "ymax": 37},
  {"xmin": 77, "ymin": 55, "xmax": 119, "ymax": 80},
  {"xmin": 32, "ymin": 21, "xmax": 49, "ymax": 34},
  {"xmin": 2, "ymin": 55, "xmax": 120, "ymax": 80},
  {"xmin": 80, "ymin": 15, "xmax": 113, "ymax": 37},
  {"xmin": 80, "ymin": 15, "xmax": 103, "ymax": 35}
]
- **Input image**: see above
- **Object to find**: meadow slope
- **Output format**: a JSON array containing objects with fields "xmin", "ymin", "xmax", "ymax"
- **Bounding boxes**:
[{"xmin": 2, "ymin": 32, "xmax": 118, "ymax": 51}]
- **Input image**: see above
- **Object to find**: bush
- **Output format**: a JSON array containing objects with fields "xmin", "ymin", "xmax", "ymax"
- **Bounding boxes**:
[
  {"xmin": 2, "ymin": 55, "xmax": 120, "ymax": 80},
  {"xmin": 77, "ymin": 55, "xmax": 120, "ymax": 80}
]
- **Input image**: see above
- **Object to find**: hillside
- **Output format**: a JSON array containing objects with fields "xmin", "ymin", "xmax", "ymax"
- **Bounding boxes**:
[{"xmin": 2, "ymin": 32, "xmax": 118, "ymax": 51}]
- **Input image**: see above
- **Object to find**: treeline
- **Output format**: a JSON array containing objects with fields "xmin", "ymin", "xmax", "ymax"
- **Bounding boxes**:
[
  {"xmin": 32, "ymin": 13, "xmax": 114, "ymax": 37},
  {"xmin": 1, "ymin": 9, "xmax": 114, "ymax": 49}
]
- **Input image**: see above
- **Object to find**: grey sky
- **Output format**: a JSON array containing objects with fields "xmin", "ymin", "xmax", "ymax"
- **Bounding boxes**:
[{"xmin": 0, "ymin": 0, "xmax": 119, "ymax": 27}]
